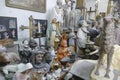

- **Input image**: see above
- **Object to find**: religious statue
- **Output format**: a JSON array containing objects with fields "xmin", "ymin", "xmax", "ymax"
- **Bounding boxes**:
[
  {"xmin": 68, "ymin": 0, "xmax": 81, "ymax": 28},
  {"xmin": 28, "ymin": 38, "xmax": 38, "ymax": 50},
  {"xmin": 94, "ymin": 15, "xmax": 115, "ymax": 78},
  {"xmin": 62, "ymin": 0, "xmax": 71, "ymax": 27},
  {"xmin": 51, "ymin": 0, "xmax": 64, "ymax": 26},
  {"xmin": 46, "ymin": 18, "xmax": 61, "ymax": 47},
  {"xmin": 68, "ymin": 28, "xmax": 75, "ymax": 53},
  {"xmin": 57, "ymin": 31, "xmax": 70, "ymax": 62},
  {"xmin": 77, "ymin": 20, "xmax": 89, "ymax": 54},
  {"xmin": 46, "ymin": 56, "xmax": 62, "ymax": 80},
  {"xmin": 19, "ymin": 39, "xmax": 32, "ymax": 63},
  {"xmin": 30, "ymin": 49, "xmax": 50, "ymax": 80}
]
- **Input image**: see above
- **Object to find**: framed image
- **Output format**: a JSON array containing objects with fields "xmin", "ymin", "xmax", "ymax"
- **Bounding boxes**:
[
  {"xmin": 5, "ymin": 0, "xmax": 46, "ymax": 13},
  {"xmin": 76, "ymin": 0, "xmax": 85, "ymax": 8},
  {"xmin": 0, "ymin": 16, "xmax": 18, "ymax": 40},
  {"xmin": 32, "ymin": 19, "xmax": 47, "ymax": 38}
]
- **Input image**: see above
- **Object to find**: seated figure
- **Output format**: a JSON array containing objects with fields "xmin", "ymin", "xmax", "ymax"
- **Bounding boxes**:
[
  {"xmin": 77, "ymin": 20, "xmax": 89, "ymax": 55},
  {"xmin": 57, "ymin": 32, "xmax": 70, "ymax": 62}
]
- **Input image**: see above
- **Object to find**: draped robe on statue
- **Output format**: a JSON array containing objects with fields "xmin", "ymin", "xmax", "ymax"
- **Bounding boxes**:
[
  {"xmin": 69, "ymin": 9, "xmax": 81, "ymax": 28},
  {"xmin": 51, "ymin": 5, "xmax": 63, "ymax": 24},
  {"xmin": 77, "ymin": 27, "xmax": 88, "ymax": 48},
  {"xmin": 47, "ymin": 23, "xmax": 61, "ymax": 46},
  {"xmin": 63, "ymin": 1, "xmax": 71, "ymax": 27}
]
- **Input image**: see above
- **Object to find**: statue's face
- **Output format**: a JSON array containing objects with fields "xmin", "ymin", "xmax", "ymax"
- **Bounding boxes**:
[
  {"xmin": 23, "ymin": 40, "xmax": 29, "ymax": 45},
  {"xmin": 60, "ymin": 40, "xmax": 67, "ymax": 47},
  {"xmin": 57, "ymin": 0, "xmax": 62, "ymax": 8},
  {"xmin": 29, "ymin": 39, "xmax": 37, "ymax": 48},
  {"xmin": 52, "ymin": 18, "xmax": 57, "ymax": 23},
  {"xmin": 67, "ymin": 0, "xmax": 71, "ymax": 6},
  {"xmin": 72, "ymin": 0, "xmax": 76, "ymax": 9},
  {"xmin": 35, "ymin": 54, "xmax": 43, "ymax": 63}
]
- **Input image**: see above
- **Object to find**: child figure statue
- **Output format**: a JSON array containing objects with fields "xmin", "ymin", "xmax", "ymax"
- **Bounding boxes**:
[{"xmin": 57, "ymin": 31, "xmax": 70, "ymax": 62}]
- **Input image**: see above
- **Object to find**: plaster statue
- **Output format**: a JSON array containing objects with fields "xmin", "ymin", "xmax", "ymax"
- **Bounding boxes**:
[
  {"xmin": 62, "ymin": 0, "xmax": 71, "ymax": 27},
  {"xmin": 19, "ymin": 39, "xmax": 32, "ymax": 63},
  {"xmin": 76, "ymin": 20, "xmax": 89, "ymax": 55},
  {"xmin": 68, "ymin": 28, "xmax": 75, "ymax": 53},
  {"xmin": 51, "ymin": 0, "xmax": 63, "ymax": 26},
  {"xmin": 30, "ymin": 49, "xmax": 50, "ymax": 80},
  {"xmin": 57, "ymin": 32, "xmax": 70, "ymax": 62},
  {"xmin": 68, "ymin": 0, "xmax": 81, "ymax": 28},
  {"xmin": 77, "ymin": 20, "xmax": 89, "ymax": 53},
  {"xmin": 46, "ymin": 18, "xmax": 61, "ymax": 47},
  {"xmin": 94, "ymin": 15, "xmax": 115, "ymax": 78},
  {"xmin": 29, "ymin": 38, "xmax": 38, "ymax": 50}
]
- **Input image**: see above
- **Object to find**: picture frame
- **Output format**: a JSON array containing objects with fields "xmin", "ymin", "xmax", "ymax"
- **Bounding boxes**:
[
  {"xmin": 0, "ymin": 16, "xmax": 18, "ymax": 40},
  {"xmin": 32, "ymin": 19, "xmax": 47, "ymax": 38},
  {"xmin": 76, "ymin": 0, "xmax": 85, "ymax": 8},
  {"xmin": 5, "ymin": 0, "xmax": 46, "ymax": 13}
]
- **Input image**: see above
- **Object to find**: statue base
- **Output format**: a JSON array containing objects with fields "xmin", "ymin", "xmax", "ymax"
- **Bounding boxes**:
[{"xmin": 91, "ymin": 64, "xmax": 114, "ymax": 80}]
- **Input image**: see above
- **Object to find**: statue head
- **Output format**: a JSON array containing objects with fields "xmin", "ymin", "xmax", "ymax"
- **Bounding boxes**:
[
  {"xmin": 60, "ymin": 40, "xmax": 67, "ymax": 48},
  {"xmin": 71, "ymin": 0, "xmax": 76, "ymax": 10},
  {"xmin": 22, "ymin": 39, "xmax": 29, "ymax": 48},
  {"xmin": 81, "ymin": 20, "xmax": 88, "ymax": 27},
  {"xmin": 34, "ymin": 50, "xmax": 45, "ymax": 64},
  {"xmin": 51, "ymin": 18, "xmax": 57, "ymax": 23},
  {"xmin": 29, "ymin": 38, "xmax": 37, "ymax": 49},
  {"xmin": 65, "ymin": 0, "xmax": 71, "ymax": 6},
  {"xmin": 56, "ymin": 0, "xmax": 62, "ymax": 8}
]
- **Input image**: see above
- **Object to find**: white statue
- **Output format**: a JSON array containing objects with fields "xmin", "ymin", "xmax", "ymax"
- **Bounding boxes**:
[
  {"xmin": 62, "ymin": 0, "xmax": 71, "ymax": 27},
  {"xmin": 51, "ymin": 0, "xmax": 64, "ymax": 26},
  {"xmin": 47, "ymin": 18, "xmax": 61, "ymax": 47},
  {"xmin": 68, "ymin": 0, "xmax": 81, "ymax": 28},
  {"xmin": 77, "ymin": 20, "xmax": 89, "ymax": 48}
]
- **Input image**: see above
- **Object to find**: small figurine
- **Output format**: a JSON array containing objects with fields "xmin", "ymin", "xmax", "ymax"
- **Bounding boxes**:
[
  {"xmin": 29, "ymin": 38, "xmax": 38, "ymax": 50},
  {"xmin": 19, "ymin": 39, "xmax": 32, "ymax": 63},
  {"xmin": 57, "ymin": 32, "xmax": 70, "ymax": 62},
  {"xmin": 77, "ymin": 20, "xmax": 89, "ymax": 54},
  {"xmin": 51, "ymin": 0, "xmax": 63, "ymax": 25},
  {"xmin": 63, "ymin": 0, "xmax": 71, "ymax": 27},
  {"xmin": 68, "ymin": 28, "xmax": 75, "ymax": 53},
  {"xmin": 46, "ymin": 18, "xmax": 61, "ymax": 47}
]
